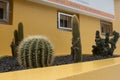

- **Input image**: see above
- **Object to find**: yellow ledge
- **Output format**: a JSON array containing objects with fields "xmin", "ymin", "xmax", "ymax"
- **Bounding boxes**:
[{"xmin": 0, "ymin": 58, "xmax": 120, "ymax": 80}]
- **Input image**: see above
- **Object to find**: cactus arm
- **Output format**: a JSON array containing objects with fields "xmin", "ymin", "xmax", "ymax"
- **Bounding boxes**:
[
  {"xmin": 10, "ymin": 40, "xmax": 16, "ymax": 57},
  {"xmin": 14, "ymin": 30, "xmax": 19, "ymax": 46},
  {"xmin": 18, "ymin": 22, "xmax": 24, "ymax": 42}
]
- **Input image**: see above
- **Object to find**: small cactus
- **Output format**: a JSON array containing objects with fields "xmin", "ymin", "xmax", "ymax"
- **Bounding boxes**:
[
  {"xmin": 17, "ymin": 36, "xmax": 54, "ymax": 68},
  {"xmin": 71, "ymin": 15, "xmax": 82, "ymax": 62}
]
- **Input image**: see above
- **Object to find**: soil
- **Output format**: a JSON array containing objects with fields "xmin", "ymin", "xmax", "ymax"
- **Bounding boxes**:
[
  {"xmin": 0, "ymin": 56, "xmax": 25, "ymax": 73},
  {"xmin": 0, "ymin": 55, "xmax": 119, "ymax": 73},
  {"xmin": 53, "ymin": 55, "xmax": 120, "ymax": 65}
]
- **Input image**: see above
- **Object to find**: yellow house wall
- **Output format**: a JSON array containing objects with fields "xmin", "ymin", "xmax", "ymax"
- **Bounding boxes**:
[
  {"xmin": 0, "ymin": 0, "xmax": 72, "ymax": 56},
  {"xmin": 80, "ymin": 15, "xmax": 100, "ymax": 54},
  {"xmin": 0, "ymin": 0, "xmax": 119, "ymax": 56},
  {"xmin": 113, "ymin": 0, "xmax": 120, "ymax": 55},
  {"xmin": 13, "ymin": 0, "xmax": 73, "ymax": 56},
  {"xmin": 80, "ymin": 0, "xmax": 120, "ymax": 55}
]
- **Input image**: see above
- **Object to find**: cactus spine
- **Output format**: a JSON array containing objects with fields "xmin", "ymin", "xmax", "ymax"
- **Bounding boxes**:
[
  {"xmin": 17, "ymin": 36, "xmax": 54, "ymax": 68},
  {"xmin": 10, "ymin": 22, "xmax": 24, "ymax": 57},
  {"xmin": 71, "ymin": 15, "xmax": 82, "ymax": 62}
]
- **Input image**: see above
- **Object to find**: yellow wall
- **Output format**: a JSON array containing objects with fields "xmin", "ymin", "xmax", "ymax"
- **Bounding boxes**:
[
  {"xmin": 0, "ymin": 0, "xmax": 72, "ymax": 56},
  {"xmin": 0, "ymin": 0, "xmax": 120, "ymax": 56},
  {"xmin": 113, "ymin": 0, "xmax": 120, "ymax": 55},
  {"xmin": 80, "ymin": 15, "xmax": 100, "ymax": 54},
  {"xmin": 79, "ymin": 0, "xmax": 120, "ymax": 55}
]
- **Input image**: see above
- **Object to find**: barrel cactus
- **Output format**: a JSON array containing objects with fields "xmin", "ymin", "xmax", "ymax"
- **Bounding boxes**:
[{"xmin": 17, "ymin": 36, "xmax": 54, "ymax": 68}]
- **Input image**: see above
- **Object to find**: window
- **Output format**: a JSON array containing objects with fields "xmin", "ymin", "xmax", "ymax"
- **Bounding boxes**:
[
  {"xmin": 0, "ymin": 0, "xmax": 10, "ymax": 24},
  {"xmin": 58, "ymin": 12, "xmax": 73, "ymax": 31},
  {"xmin": 100, "ymin": 20, "xmax": 113, "ymax": 35}
]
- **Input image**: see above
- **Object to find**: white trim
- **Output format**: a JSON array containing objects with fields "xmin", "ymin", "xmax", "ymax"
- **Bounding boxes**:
[
  {"xmin": 58, "ymin": 12, "xmax": 72, "ymax": 31},
  {"xmin": 58, "ymin": 27, "xmax": 72, "ymax": 31},
  {"xmin": 28, "ymin": 0, "xmax": 114, "ymax": 21},
  {"xmin": 6, "ymin": 1, "xmax": 9, "ymax": 22},
  {"xmin": 59, "ymin": 12, "xmax": 72, "ymax": 17}
]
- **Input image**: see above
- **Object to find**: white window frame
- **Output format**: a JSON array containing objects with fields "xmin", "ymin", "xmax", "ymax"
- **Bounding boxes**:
[
  {"xmin": 0, "ymin": 0, "xmax": 9, "ymax": 23},
  {"xmin": 58, "ymin": 12, "xmax": 73, "ymax": 31}
]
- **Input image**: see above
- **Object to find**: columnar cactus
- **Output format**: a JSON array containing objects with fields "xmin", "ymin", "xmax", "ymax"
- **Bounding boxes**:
[
  {"xmin": 71, "ymin": 15, "xmax": 82, "ymax": 62},
  {"xmin": 17, "ymin": 36, "xmax": 54, "ymax": 68},
  {"xmin": 10, "ymin": 22, "xmax": 24, "ymax": 57}
]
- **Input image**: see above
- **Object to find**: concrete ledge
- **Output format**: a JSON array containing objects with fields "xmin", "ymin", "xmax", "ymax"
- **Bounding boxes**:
[{"xmin": 0, "ymin": 57, "xmax": 120, "ymax": 80}]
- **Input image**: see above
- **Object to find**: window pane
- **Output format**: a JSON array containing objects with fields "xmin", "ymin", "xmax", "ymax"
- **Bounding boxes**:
[
  {"xmin": 60, "ymin": 19, "xmax": 64, "ymax": 27},
  {"xmin": 0, "ymin": 8, "xmax": 3, "ymax": 19},
  {"xmin": 100, "ymin": 20, "xmax": 113, "ymax": 35},
  {"xmin": 0, "ymin": 0, "xmax": 12, "ymax": 24},
  {"xmin": 0, "ymin": 1, "xmax": 7, "ymax": 19},
  {"xmin": 64, "ymin": 20, "xmax": 67, "ymax": 27}
]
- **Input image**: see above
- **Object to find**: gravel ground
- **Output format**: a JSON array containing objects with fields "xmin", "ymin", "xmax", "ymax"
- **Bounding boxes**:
[
  {"xmin": 0, "ymin": 56, "xmax": 26, "ymax": 73},
  {"xmin": 0, "ymin": 55, "xmax": 119, "ymax": 73},
  {"xmin": 53, "ymin": 55, "xmax": 120, "ymax": 65}
]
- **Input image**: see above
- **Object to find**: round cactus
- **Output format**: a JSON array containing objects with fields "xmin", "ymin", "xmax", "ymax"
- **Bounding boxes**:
[{"xmin": 17, "ymin": 36, "xmax": 54, "ymax": 68}]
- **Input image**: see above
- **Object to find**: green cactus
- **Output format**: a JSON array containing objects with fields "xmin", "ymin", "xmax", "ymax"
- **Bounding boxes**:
[
  {"xmin": 10, "ymin": 22, "xmax": 24, "ymax": 57},
  {"xmin": 71, "ymin": 15, "xmax": 82, "ymax": 62},
  {"xmin": 92, "ymin": 31, "xmax": 119, "ymax": 56},
  {"xmin": 14, "ymin": 30, "xmax": 19, "ymax": 46},
  {"xmin": 18, "ymin": 22, "xmax": 24, "ymax": 42},
  {"xmin": 17, "ymin": 36, "xmax": 54, "ymax": 68},
  {"xmin": 11, "ymin": 40, "xmax": 17, "ymax": 57}
]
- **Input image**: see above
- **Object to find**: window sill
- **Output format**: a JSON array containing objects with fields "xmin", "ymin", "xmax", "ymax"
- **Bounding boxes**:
[{"xmin": 58, "ymin": 27, "xmax": 72, "ymax": 31}]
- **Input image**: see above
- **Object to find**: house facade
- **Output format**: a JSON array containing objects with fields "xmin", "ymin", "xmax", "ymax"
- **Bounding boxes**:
[{"xmin": 0, "ymin": 0, "xmax": 120, "ymax": 56}]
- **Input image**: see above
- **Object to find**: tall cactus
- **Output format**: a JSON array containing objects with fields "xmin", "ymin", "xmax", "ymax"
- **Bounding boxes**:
[
  {"xmin": 71, "ymin": 15, "xmax": 82, "ymax": 62},
  {"xmin": 17, "ymin": 36, "xmax": 54, "ymax": 68},
  {"xmin": 10, "ymin": 22, "xmax": 24, "ymax": 57}
]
